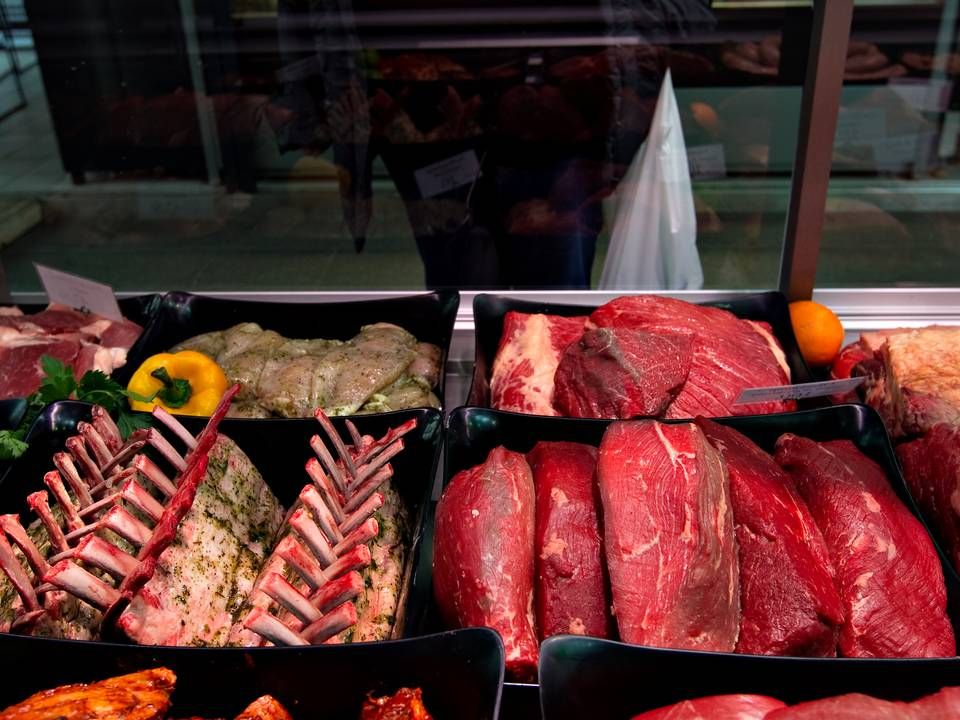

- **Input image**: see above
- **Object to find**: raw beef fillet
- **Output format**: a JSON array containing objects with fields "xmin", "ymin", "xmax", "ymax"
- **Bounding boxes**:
[
  {"xmin": 527, "ymin": 441, "xmax": 611, "ymax": 639},
  {"xmin": 630, "ymin": 695, "xmax": 786, "ymax": 720},
  {"xmin": 897, "ymin": 424, "xmax": 960, "ymax": 573},
  {"xmin": 774, "ymin": 435, "xmax": 955, "ymax": 658},
  {"xmin": 696, "ymin": 418, "xmax": 843, "ymax": 656},
  {"xmin": 433, "ymin": 446, "xmax": 538, "ymax": 679},
  {"xmin": 597, "ymin": 421, "xmax": 740, "ymax": 651},
  {"xmin": 489, "ymin": 311, "xmax": 586, "ymax": 415},
  {"xmin": 854, "ymin": 327, "xmax": 960, "ymax": 438},
  {"xmin": 552, "ymin": 327, "xmax": 692, "ymax": 419},
  {"xmin": 765, "ymin": 687, "xmax": 960, "ymax": 719},
  {"xmin": 590, "ymin": 295, "xmax": 793, "ymax": 417}
]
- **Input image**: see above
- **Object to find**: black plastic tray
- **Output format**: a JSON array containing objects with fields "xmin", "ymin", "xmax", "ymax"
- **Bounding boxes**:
[
  {"xmin": 0, "ymin": 400, "xmax": 443, "ymax": 642},
  {"xmin": 0, "ymin": 627, "xmax": 504, "ymax": 720},
  {"xmin": 466, "ymin": 291, "xmax": 813, "ymax": 411},
  {"xmin": 113, "ymin": 290, "xmax": 460, "ymax": 406},
  {"xmin": 434, "ymin": 404, "xmax": 960, "ymax": 720},
  {"xmin": 539, "ymin": 637, "xmax": 960, "ymax": 720}
]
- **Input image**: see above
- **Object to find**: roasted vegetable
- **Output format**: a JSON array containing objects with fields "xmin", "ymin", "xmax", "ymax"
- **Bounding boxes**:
[{"xmin": 127, "ymin": 351, "xmax": 228, "ymax": 416}]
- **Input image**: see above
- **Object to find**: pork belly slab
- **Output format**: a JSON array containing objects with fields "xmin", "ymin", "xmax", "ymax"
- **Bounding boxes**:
[
  {"xmin": 696, "ymin": 419, "xmax": 843, "ymax": 657},
  {"xmin": 117, "ymin": 434, "xmax": 284, "ymax": 646},
  {"xmin": 897, "ymin": 423, "xmax": 960, "ymax": 574},
  {"xmin": 490, "ymin": 311, "xmax": 586, "ymax": 415},
  {"xmin": 528, "ymin": 441, "xmax": 611, "ymax": 640},
  {"xmin": 433, "ymin": 446, "xmax": 538, "ymax": 679},
  {"xmin": 774, "ymin": 435, "xmax": 955, "ymax": 658},
  {"xmin": 597, "ymin": 421, "xmax": 739, "ymax": 652}
]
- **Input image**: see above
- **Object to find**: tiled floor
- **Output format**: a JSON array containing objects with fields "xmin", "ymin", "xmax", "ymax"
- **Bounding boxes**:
[{"xmin": 0, "ymin": 46, "xmax": 957, "ymax": 295}]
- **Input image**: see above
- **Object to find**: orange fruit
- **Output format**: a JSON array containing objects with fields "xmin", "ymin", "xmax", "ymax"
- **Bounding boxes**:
[
  {"xmin": 789, "ymin": 300, "xmax": 845, "ymax": 367},
  {"xmin": 690, "ymin": 101, "xmax": 721, "ymax": 137}
]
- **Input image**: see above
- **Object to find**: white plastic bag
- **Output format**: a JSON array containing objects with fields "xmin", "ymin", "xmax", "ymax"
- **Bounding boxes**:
[{"xmin": 599, "ymin": 70, "xmax": 703, "ymax": 290}]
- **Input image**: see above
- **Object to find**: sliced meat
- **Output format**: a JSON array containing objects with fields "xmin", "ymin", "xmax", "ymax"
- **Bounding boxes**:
[
  {"xmin": 490, "ymin": 311, "xmax": 587, "ymax": 415},
  {"xmin": 527, "ymin": 441, "xmax": 611, "ymax": 639},
  {"xmin": 590, "ymin": 296, "xmax": 793, "ymax": 417},
  {"xmin": 0, "ymin": 337, "xmax": 83, "ymax": 400},
  {"xmin": 433, "ymin": 446, "xmax": 538, "ymax": 680},
  {"xmin": 696, "ymin": 418, "xmax": 843, "ymax": 656},
  {"xmin": 774, "ymin": 435, "xmax": 955, "ymax": 658},
  {"xmin": 897, "ymin": 424, "xmax": 960, "ymax": 574},
  {"xmin": 597, "ymin": 421, "xmax": 739, "ymax": 651},
  {"xmin": 630, "ymin": 695, "xmax": 786, "ymax": 720},
  {"xmin": 552, "ymin": 328, "xmax": 692, "ymax": 419},
  {"xmin": 765, "ymin": 687, "xmax": 960, "ymax": 719}
]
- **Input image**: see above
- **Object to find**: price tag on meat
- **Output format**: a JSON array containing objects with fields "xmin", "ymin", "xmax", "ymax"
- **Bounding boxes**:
[
  {"xmin": 734, "ymin": 377, "xmax": 866, "ymax": 404},
  {"xmin": 35, "ymin": 263, "xmax": 123, "ymax": 320},
  {"xmin": 414, "ymin": 150, "xmax": 481, "ymax": 198}
]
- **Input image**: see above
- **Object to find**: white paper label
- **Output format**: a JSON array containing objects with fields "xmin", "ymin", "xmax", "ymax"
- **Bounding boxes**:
[
  {"xmin": 414, "ymin": 150, "xmax": 480, "ymax": 199},
  {"xmin": 890, "ymin": 78, "xmax": 953, "ymax": 113},
  {"xmin": 834, "ymin": 108, "xmax": 886, "ymax": 147},
  {"xmin": 34, "ymin": 264, "xmax": 122, "ymax": 321},
  {"xmin": 734, "ymin": 377, "xmax": 865, "ymax": 405},
  {"xmin": 686, "ymin": 144, "xmax": 727, "ymax": 179}
]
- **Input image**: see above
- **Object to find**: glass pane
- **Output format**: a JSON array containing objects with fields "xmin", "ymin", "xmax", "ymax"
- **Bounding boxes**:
[
  {"xmin": 0, "ymin": 0, "xmax": 816, "ymax": 292},
  {"xmin": 819, "ymin": 0, "xmax": 960, "ymax": 287}
]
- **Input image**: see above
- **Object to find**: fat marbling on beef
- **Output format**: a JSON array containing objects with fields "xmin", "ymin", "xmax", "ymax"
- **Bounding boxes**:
[
  {"xmin": 590, "ymin": 296, "xmax": 793, "ymax": 417},
  {"xmin": 433, "ymin": 446, "xmax": 538, "ymax": 679},
  {"xmin": 897, "ymin": 423, "xmax": 960, "ymax": 574},
  {"xmin": 527, "ymin": 441, "xmax": 611, "ymax": 639},
  {"xmin": 597, "ymin": 420, "xmax": 739, "ymax": 651},
  {"xmin": 489, "ymin": 311, "xmax": 586, "ymax": 415},
  {"xmin": 696, "ymin": 419, "xmax": 843, "ymax": 656},
  {"xmin": 552, "ymin": 328, "xmax": 692, "ymax": 419},
  {"xmin": 630, "ymin": 695, "xmax": 786, "ymax": 720},
  {"xmin": 774, "ymin": 435, "xmax": 955, "ymax": 658}
]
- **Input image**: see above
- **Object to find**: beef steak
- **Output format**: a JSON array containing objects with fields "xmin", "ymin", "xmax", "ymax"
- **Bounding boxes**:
[
  {"xmin": 774, "ymin": 435, "xmax": 955, "ymax": 658},
  {"xmin": 433, "ymin": 446, "xmax": 538, "ymax": 679},
  {"xmin": 697, "ymin": 418, "xmax": 844, "ymax": 656},
  {"xmin": 597, "ymin": 421, "xmax": 740, "ymax": 651},
  {"xmin": 490, "ymin": 311, "xmax": 587, "ymax": 415},
  {"xmin": 590, "ymin": 295, "xmax": 793, "ymax": 417},
  {"xmin": 527, "ymin": 441, "xmax": 611, "ymax": 640},
  {"xmin": 553, "ymin": 327, "xmax": 692, "ymax": 419},
  {"xmin": 897, "ymin": 423, "xmax": 960, "ymax": 574}
]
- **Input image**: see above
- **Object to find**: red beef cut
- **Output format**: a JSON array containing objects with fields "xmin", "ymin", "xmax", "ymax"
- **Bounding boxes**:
[
  {"xmin": 552, "ymin": 327, "xmax": 692, "ymax": 419},
  {"xmin": 527, "ymin": 441, "xmax": 611, "ymax": 639},
  {"xmin": 0, "ymin": 338, "xmax": 84, "ymax": 399},
  {"xmin": 433, "ymin": 446, "xmax": 538, "ymax": 679},
  {"xmin": 696, "ymin": 418, "xmax": 843, "ymax": 656},
  {"xmin": 774, "ymin": 435, "xmax": 955, "ymax": 658},
  {"xmin": 897, "ymin": 424, "xmax": 960, "ymax": 573},
  {"xmin": 490, "ymin": 311, "xmax": 586, "ymax": 415},
  {"xmin": 590, "ymin": 295, "xmax": 794, "ymax": 417},
  {"xmin": 597, "ymin": 421, "xmax": 740, "ymax": 651},
  {"xmin": 630, "ymin": 695, "xmax": 786, "ymax": 720},
  {"xmin": 765, "ymin": 687, "xmax": 960, "ymax": 719}
]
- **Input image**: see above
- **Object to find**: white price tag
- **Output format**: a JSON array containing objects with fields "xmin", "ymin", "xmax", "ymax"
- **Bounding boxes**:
[
  {"xmin": 834, "ymin": 108, "xmax": 886, "ymax": 148},
  {"xmin": 414, "ymin": 150, "xmax": 481, "ymax": 199},
  {"xmin": 686, "ymin": 144, "xmax": 727, "ymax": 179},
  {"xmin": 890, "ymin": 78, "xmax": 953, "ymax": 113},
  {"xmin": 734, "ymin": 377, "xmax": 866, "ymax": 405},
  {"xmin": 34, "ymin": 264, "xmax": 123, "ymax": 321}
]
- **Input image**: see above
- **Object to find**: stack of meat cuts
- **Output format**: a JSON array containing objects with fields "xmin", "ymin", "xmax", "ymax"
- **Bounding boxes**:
[
  {"xmin": 833, "ymin": 326, "xmax": 960, "ymax": 577},
  {"xmin": 489, "ymin": 295, "xmax": 794, "ymax": 419},
  {"xmin": 630, "ymin": 687, "xmax": 960, "ymax": 719},
  {"xmin": 433, "ymin": 419, "xmax": 955, "ymax": 677},
  {"xmin": 0, "ymin": 304, "xmax": 143, "ymax": 398}
]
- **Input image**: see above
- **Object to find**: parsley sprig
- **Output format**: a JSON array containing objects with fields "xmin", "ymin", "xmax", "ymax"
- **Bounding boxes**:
[{"xmin": 0, "ymin": 356, "xmax": 153, "ymax": 461}]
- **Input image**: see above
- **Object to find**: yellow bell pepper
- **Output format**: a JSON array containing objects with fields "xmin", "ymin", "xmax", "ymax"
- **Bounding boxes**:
[{"xmin": 127, "ymin": 350, "xmax": 228, "ymax": 416}]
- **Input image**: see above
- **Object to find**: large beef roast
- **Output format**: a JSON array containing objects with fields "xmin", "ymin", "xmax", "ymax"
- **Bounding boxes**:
[
  {"xmin": 697, "ymin": 419, "xmax": 844, "ymax": 656},
  {"xmin": 774, "ymin": 435, "xmax": 955, "ymax": 658},
  {"xmin": 597, "ymin": 421, "xmax": 740, "ymax": 651},
  {"xmin": 433, "ymin": 446, "xmax": 539, "ymax": 679}
]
